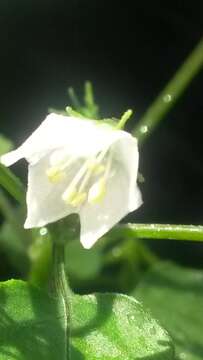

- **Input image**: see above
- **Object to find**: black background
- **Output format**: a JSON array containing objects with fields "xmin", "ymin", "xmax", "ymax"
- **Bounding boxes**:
[{"xmin": 0, "ymin": 1, "xmax": 202, "ymax": 267}]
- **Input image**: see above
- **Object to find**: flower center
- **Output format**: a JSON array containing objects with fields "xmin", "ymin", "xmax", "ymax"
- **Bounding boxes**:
[{"xmin": 46, "ymin": 149, "xmax": 112, "ymax": 207}]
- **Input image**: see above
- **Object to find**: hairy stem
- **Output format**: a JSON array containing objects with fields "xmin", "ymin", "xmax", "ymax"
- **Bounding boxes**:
[
  {"xmin": 53, "ymin": 243, "xmax": 72, "ymax": 360},
  {"xmin": 116, "ymin": 223, "xmax": 203, "ymax": 242},
  {"xmin": 133, "ymin": 38, "xmax": 203, "ymax": 143}
]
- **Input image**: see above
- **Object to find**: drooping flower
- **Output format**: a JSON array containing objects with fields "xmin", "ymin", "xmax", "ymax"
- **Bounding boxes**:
[{"xmin": 1, "ymin": 113, "xmax": 142, "ymax": 248}]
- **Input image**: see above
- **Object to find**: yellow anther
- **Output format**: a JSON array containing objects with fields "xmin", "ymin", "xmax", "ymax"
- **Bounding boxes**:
[
  {"xmin": 46, "ymin": 167, "xmax": 65, "ymax": 183},
  {"xmin": 87, "ymin": 161, "xmax": 96, "ymax": 171},
  {"xmin": 88, "ymin": 178, "xmax": 106, "ymax": 205},
  {"xmin": 70, "ymin": 192, "xmax": 87, "ymax": 207},
  {"xmin": 94, "ymin": 164, "xmax": 105, "ymax": 175},
  {"xmin": 62, "ymin": 186, "xmax": 77, "ymax": 203},
  {"xmin": 87, "ymin": 161, "xmax": 105, "ymax": 175}
]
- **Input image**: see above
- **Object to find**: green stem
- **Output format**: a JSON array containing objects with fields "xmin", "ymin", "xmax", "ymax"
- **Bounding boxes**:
[
  {"xmin": 0, "ymin": 189, "xmax": 26, "ymax": 242},
  {"xmin": 116, "ymin": 223, "xmax": 203, "ymax": 242},
  {"xmin": 117, "ymin": 109, "xmax": 133, "ymax": 129},
  {"xmin": 28, "ymin": 234, "xmax": 52, "ymax": 288},
  {"xmin": 53, "ymin": 243, "xmax": 72, "ymax": 360},
  {"xmin": 0, "ymin": 189, "xmax": 17, "ymax": 224},
  {"xmin": 0, "ymin": 164, "xmax": 25, "ymax": 203},
  {"xmin": 133, "ymin": 38, "xmax": 203, "ymax": 143},
  {"xmin": 68, "ymin": 87, "xmax": 82, "ymax": 110}
]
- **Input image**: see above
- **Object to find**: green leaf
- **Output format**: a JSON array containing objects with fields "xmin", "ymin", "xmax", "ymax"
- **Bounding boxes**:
[
  {"xmin": 71, "ymin": 293, "xmax": 174, "ymax": 359},
  {"xmin": 0, "ymin": 134, "xmax": 13, "ymax": 156},
  {"xmin": 0, "ymin": 280, "xmax": 67, "ymax": 360},
  {"xmin": 0, "ymin": 280, "xmax": 174, "ymax": 359},
  {"xmin": 134, "ymin": 262, "xmax": 203, "ymax": 360}
]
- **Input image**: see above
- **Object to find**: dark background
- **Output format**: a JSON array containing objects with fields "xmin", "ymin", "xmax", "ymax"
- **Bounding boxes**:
[{"xmin": 0, "ymin": 1, "xmax": 202, "ymax": 266}]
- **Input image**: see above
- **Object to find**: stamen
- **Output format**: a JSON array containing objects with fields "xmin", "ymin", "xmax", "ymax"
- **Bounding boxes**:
[
  {"xmin": 88, "ymin": 178, "xmax": 106, "ymax": 204},
  {"xmin": 61, "ymin": 148, "xmax": 113, "ymax": 207},
  {"xmin": 87, "ymin": 158, "xmax": 105, "ymax": 176},
  {"xmin": 70, "ymin": 192, "xmax": 87, "ymax": 207},
  {"xmin": 62, "ymin": 159, "xmax": 90, "ymax": 204},
  {"xmin": 103, "ymin": 151, "xmax": 113, "ymax": 178},
  {"xmin": 88, "ymin": 152, "xmax": 113, "ymax": 205},
  {"xmin": 47, "ymin": 157, "xmax": 76, "ymax": 183},
  {"xmin": 62, "ymin": 185, "xmax": 77, "ymax": 203},
  {"xmin": 59, "ymin": 157, "xmax": 76, "ymax": 171},
  {"xmin": 46, "ymin": 167, "xmax": 65, "ymax": 183}
]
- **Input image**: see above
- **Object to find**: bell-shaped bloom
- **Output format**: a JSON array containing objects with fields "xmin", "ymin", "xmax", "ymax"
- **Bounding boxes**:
[{"xmin": 1, "ymin": 113, "xmax": 142, "ymax": 248}]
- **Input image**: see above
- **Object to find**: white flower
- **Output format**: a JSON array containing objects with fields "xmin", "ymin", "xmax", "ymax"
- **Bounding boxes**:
[{"xmin": 1, "ymin": 113, "xmax": 142, "ymax": 248}]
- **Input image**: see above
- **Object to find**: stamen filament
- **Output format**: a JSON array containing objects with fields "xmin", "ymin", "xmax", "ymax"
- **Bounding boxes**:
[
  {"xmin": 62, "ymin": 185, "xmax": 77, "ymax": 203},
  {"xmin": 67, "ymin": 160, "xmax": 89, "ymax": 188},
  {"xmin": 62, "ymin": 159, "xmax": 89, "ymax": 204},
  {"xmin": 88, "ymin": 152, "xmax": 113, "ymax": 205},
  {"xmin": 47, "ymin": 156, "xmax": 76, "ymax": 183},
  {"xmin": 59, "ymin": 157, "xmax": 76, "ymax": 171},
  {"xmin": 62, "ymin": 148, "xmax": 113, "ymax": 207},
  {"xmin": 70, "ymin": 192, "xmax": 87, "ymax": 207},
  {"xmin": 103, "ymin": 151, "xmax": 113, "ymax": 180},
  {"xmin": 88, "ymin": 178, "xmax": 106, "ymax": 204}
]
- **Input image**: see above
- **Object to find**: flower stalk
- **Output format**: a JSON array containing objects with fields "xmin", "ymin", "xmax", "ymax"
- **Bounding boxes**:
[
  {"xmin": 114, "ymin": 223, "xmax": 203, "ymax": 242},
  {"xmin": 133, "ymin": 38, "xmax": 203, "ymax": 144},
  {"xmin": 53, "ymin": 242, "xmax": 72, "ymax": 360}
]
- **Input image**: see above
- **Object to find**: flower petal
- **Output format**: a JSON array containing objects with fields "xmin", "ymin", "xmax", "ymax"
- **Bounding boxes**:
[
  {"xmin": 1, "ymin": 113, "xmax": 132, "ymax": 167},
  {"xmin": 1, "ymin": 148, "xmax": 25, "ymax": 167},
  {"xmin": 79, "ymin": 151, "xmax": 141, "ymax": 249},
  {"xmin": 24, "ymin": 153, "xmax": 75, "ymax": 228},
  {"xmin": 112, "ymin": 135, "xmax": 143, "ymax": 211}
]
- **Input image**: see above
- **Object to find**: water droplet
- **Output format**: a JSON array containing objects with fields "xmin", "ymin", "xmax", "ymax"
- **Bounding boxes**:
[
  {"xmin": 179, "ymin": 352, "xmax": 187, "ymax": 360},
  {"xmin": 112, "ymin": 247, "xmax": 122, "ymax": 258},
  {"xmin": 149, "ymin": 326, "xmax": 157, "ymax": 336},
  {"xmin": 163, "ymin": 94, "xmax": 172, "ymax": 103},
  {"xmin": 140, "ymin": 125, "xmax": 148, "ymax": 134},
  {"xmin": 39, "ymin": 227, "xmax": 48, "ymax": 236},
  {"xmin": 127, "ymin": 314, "xmax": 135, "ymax": 324}
]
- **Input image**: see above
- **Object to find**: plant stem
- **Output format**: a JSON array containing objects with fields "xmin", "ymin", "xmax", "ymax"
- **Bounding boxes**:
[
  {"xmin": 53, "ymin": 243, "xmax": 72, "ymax": 360},
  {"xmin": 116, "ymin": 223, "xmax": 203, "ymax": 242},
  {"xmin": 0, "ymin": 189, "xmax": 17, "ymax": 224},
  {"xmin": 0, "ymin": 189, "xmax": 26, "ymax": 241},
  {"xmin": 28, "ymin": 234, "xmax": 52, "ymax": 288},
  {"xmin": 133, "ymin": 38, "xmax": 203, "ymax": 143}
]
